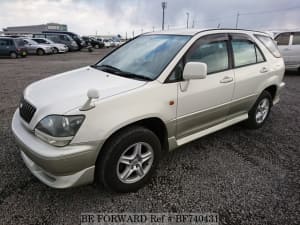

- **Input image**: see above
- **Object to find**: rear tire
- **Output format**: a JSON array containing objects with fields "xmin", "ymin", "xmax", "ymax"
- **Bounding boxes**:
[
  {"xmin": 95, "ymin": 44, "xmax": 99, "ymax": 49},
  {"xmin": 10, "ymin": 52, "xmax": 17, "ymax": 59},
  {"xmin": 36, "ymin": 49, "xmax": 45, "ymax": 56},
  {"xmin": 245, "ymin": 91, "xmax": 272, "ymax": 129},
  {"xmin": 96, "ymin": 126, "xmax": 161, "ymax": 193}
]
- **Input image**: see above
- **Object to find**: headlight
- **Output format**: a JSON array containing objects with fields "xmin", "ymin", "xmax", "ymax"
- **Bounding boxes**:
[{"xmin": 35, "ymin": 115, "xmax": 85, "ymax": 147}]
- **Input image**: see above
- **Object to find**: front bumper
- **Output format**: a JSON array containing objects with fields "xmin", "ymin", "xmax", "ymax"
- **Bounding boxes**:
[{"xmin": 11, "ymin": 110, "xmax": 102, "ymax": 188}]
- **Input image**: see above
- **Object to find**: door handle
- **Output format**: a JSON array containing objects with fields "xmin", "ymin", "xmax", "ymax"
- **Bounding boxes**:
[
  {"xmin": 260, "ymin": 67, "xmax": 269, "ymax": 73},
  {"xmin": 220, "ymin": 76, "xmax": 233, "ymax": 83},
  {"xmin": 283, "ymin": 48, "xmax": 290, "ymax": 51}
]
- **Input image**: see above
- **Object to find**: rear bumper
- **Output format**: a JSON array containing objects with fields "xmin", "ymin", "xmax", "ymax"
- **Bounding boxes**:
[{"xmin": 11, "ymin": 110, "xmax": 103, "ymax": 188}]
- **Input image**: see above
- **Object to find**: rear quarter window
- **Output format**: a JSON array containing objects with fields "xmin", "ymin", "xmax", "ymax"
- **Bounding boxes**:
[{"xmin": 255, "ymin": 34, "xmax": 281, "ymax": 58}]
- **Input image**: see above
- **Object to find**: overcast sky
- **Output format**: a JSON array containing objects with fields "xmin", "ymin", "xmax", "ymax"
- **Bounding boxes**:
[{"xmin": 0, "ymin": 0, "xmax": 300, "ymax": 37}]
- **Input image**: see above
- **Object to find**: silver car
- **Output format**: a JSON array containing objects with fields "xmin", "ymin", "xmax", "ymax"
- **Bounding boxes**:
[
  {"xmin": 274, "ymin": 31, "xmax": 300, "ymax": 71},
  {"xmin": 23, "ymin": 38, "xmax": 53, "ymax": 56},
  {"xmin": 32, "ymin": 38, "xmax": 68, "ymax": 53}
]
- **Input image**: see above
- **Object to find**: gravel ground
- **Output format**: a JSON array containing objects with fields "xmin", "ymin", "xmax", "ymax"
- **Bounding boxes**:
[{"xmin": 0, "ymin": 49, "xmax": 299, "ymax": 225}]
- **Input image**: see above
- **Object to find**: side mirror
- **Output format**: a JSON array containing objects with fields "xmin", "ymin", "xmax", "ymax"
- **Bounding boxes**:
[
  {"xmin": 80, "ymin": 89, "xmax": 99, "ymax": 111},
  {"xmin": 87, "ymin": 89, "xmax": 99, "ymax": 99},
  {"xmin": 182, "ymin": 62, "xmax": 207, "ymax": 80}
]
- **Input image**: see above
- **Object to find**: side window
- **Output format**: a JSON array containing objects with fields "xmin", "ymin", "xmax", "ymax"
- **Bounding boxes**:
[
  {"xmin": 186, "ymin": 41, "xmax": 229, "ymax": 74},
  {"xmin": 0, "ymin": 40, "xmax": 7, "ymax": 46},
  {"xmin": 168, "ymin": 60, "xmax": 184, "ymax": 82},
  {"xmin": 292, "ymin": 32, "xmax": 300, "ymax": 45},
  {"xmin": 232, "ymin": 40, "xmax": 257, "ymax": 67},
  {"xmin": 275, "ymin": 33, "xmax": 290, "ymax": 45},
  {"xmin": 256, "ymin": 46, "xmax": 265, "ymax": 63}
]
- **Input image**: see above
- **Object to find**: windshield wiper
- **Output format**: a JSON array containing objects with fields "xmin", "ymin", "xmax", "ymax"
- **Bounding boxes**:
[
  {"xmin": 91, "ymin": 64, "xmax": 153, "ymax": 81},
  {"xmin": 116, "ymin": 71, "xmax": 153, "ymax": 81},
  {"xmin": 91, "ymin": 64, "xmax": 121, "ymax": 73}
]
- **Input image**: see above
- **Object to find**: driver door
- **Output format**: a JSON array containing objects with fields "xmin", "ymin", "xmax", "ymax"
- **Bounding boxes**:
[{"xmin": 176, "ymin": 34, "xmax": 235, "ymax": 139}]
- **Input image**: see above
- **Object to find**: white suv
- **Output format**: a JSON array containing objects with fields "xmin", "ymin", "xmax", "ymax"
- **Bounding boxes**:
[{"xmin": 12, "ymin": 29, "xmax": 285, "ymax": 192}]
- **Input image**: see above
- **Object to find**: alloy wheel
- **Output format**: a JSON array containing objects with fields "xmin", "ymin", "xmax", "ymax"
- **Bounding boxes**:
[
  {"xmin": 117, "ymin": 142, "xmax": 154, "ymax": 184},
  {"xmin": 255, "ymin": 98, "xmax": 270, "ymax": 124}
]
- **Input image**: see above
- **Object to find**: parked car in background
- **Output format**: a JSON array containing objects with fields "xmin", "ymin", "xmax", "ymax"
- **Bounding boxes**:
[
  {"xmin": 33, "ymin": 33, "xmax": 79, "ymax": 51},
  {"xmin": 82, "ymin": 36, "xmax": 104, "ymax": 49},
  {"xmin": 0, "ymin": 37, "xmax": 27, "ymax": 58},
  {"xmin": 274, "ymin": 31, "xmax": 300, "ymax": 71},
  {"xmin": 113, "ymin": 40, "xmax": 122, "ymax": 47},
  {"xmin": 23, "ymin": 38, "xmax": 53, "ymax": 56},
  {"xmin": 32, "ymin": 38, "xmax": 68, "ymax": 53},
  {"xmin": 12, "ymin": 29, "xmax": 285, "ymax": 193},
  {"xmin": 43, "ymin": 31, "xmax": 85, "ymax": 50},
  {"xmin": 98, "ymin": 38, "xmax": 115, "ymax": 48}
]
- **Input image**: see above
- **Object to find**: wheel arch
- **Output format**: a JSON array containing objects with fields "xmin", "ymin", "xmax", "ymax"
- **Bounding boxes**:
[
  {"xmin": 263, "ymin": 85, "xmax": 277, "ymax": 101},
  {"xmin": 36, "ymin": 48, "xmax": 45, "ymax": 54},
  {"xmin": 105, "ymin": 117, "xmax": 168, "ymax": 151},
  {"xmin": 95, "ymin": 117, "xmax": 169, "ymax": 166}
]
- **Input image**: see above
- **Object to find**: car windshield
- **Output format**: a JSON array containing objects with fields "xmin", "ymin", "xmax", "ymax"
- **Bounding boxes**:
[
  {"xmin": 96, "ymin": 35, "xmax": 191, "ymax": 80},
  {"xmin": 45, "ymin": 39, "xmax": 54, "ymax": 44},
  {"xmin": 26, "ymin": 39, "xmax": 38, "ymax": 45}
]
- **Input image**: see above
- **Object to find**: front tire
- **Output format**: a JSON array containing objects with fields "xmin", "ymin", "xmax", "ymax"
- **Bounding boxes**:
[
  {"xmin": 245, "ymin": 91, "xmax": 272, "ymax": 129},
  {"xmin": 36, "ymin": 49, "xmax": 45, "ymax": 56},
  {"xmin": 96, "ymin": 126, "xmax": 161, "ymax": 193}
]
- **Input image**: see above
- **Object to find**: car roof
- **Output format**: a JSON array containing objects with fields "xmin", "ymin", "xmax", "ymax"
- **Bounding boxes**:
[{"xmin": 146, "ymin": 28, "xmax": 268, "ymax": 36}]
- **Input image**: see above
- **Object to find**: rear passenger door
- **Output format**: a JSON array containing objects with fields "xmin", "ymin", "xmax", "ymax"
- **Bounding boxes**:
[
  {"xmin": 229, "ymin": 33, "xmax": 269, "ymax": 118},
  {"xmin": 176, "ymin": 34, "xmax": 235, "ymax": 139}
]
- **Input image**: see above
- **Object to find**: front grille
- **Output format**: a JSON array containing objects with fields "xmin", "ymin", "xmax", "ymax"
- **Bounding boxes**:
[{"xmin": 19, "ymin": 97, "xmax": 36, "ymax": 123}]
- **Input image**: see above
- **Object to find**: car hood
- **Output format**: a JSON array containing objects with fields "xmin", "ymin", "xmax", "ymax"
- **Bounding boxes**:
[{"xmin": 24, "ymin": 66, "xmax": 146, "ymax": 117}]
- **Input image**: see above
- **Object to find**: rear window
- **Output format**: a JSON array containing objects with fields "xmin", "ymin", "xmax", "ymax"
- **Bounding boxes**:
[{"xmin": 255, "ymin": 34, "xmax": 281, "ymax": 58}]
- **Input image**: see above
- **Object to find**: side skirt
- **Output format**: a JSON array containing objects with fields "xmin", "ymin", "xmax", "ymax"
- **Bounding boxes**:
[{"xmin": 168, "ymin": 113, "xmax": 248, "ymax": 151}]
